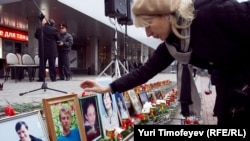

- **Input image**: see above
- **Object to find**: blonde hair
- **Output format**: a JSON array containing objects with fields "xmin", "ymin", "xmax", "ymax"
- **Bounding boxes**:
[
  {"xmin": 59, "ymin": 105, "xmax": 72, "ymax": 120},
  {"xmin": 134, "ymin": 0, "xmax": 195, "ymax": 39}
]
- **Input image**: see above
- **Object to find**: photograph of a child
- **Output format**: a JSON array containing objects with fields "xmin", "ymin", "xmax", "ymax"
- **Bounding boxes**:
[
  {"xmin": 114, "ymin": 92, "xmax": 129, "ymax": 119},
  {"xmin": 80, "ymin": 96, "xmax": 102, "ymax": 141}
]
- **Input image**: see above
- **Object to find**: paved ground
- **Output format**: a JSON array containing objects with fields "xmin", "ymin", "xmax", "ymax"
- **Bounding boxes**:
[{"xmin": 0, "ymin": 72, "xmax": 217, "ymax": 124}]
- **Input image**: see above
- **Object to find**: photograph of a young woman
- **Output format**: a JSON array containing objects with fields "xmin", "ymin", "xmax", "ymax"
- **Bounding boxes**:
[
  {"xmin": 100, "ymin": 92, "xmax": 119, "ymax": 135},
  {"xmin": 115, "ymin": 93, "xmax": 129, "ymax": 119}
]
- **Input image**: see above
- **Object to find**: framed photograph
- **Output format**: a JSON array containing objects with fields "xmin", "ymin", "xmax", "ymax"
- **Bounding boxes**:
[
  {"xmin": 42, "ymin": 93, "xmax": 87, "ymax": 141},
  {"xmin": 95, "ymin": 77, "xmax": 120, "ymax": 136},
  {"xmin": 79, "ymin": 95, "xmax": 103, "ymax": 141},
  {"xmin": 154, "ymin": 91, "xmax": 164, "ymax": 100},
  {"xmin": 114, "ymin": 92, "xmax": 130, "ymax": 121},
  {"xmin": 0, "ymin": 110, "xmax": 49, "ymax": 141},
  {"xmin": 97, "ymin": 92, "xmax": 120, "ymax": 136},
  {"xmin": 147, "ymin": 91, "xmax": 156, "ymax": 102},
  {"xmin": 127, "ymin": 90, "xmax": 142, "ymax": 115},
  {"xmin": 139, "ymin": 92, "xmax": 149, "ymax": 106}
]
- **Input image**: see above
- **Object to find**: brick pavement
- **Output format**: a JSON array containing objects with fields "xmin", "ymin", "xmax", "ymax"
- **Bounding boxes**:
[{"xmin": 0, "ymin": 73, "xmax": 217, "ymax": 124}]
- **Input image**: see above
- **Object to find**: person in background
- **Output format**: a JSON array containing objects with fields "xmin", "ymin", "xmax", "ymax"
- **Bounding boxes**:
[
  {"xmin": 80, "ymin": 0, "xmax": 250, "ymax": 126},
  {"xmin": 82, "ymin": 99, "xmax": 101, "ymax": 141},
  {"xmin": 57, "ymin": 23, "xmax": 73, "ymax": 81},
  {"xmin": 57, "ymin": 105, "xmax": 81, "ymax": 141},
  {"xmin": 35, "ymin": 15, "xmax": 60, "ymax": 82},
  {"xmin": 15, "ymin": 121, "xmax": 42, "ymax": 141}
]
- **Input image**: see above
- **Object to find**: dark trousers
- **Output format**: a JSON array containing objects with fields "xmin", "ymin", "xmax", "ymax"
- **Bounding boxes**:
[
  {"xmin": 38, "ymin": 56, "xmax": 56, "ymax": 81},
  {"xmin": 58, "ymin": 50, "xmax": 71, "ymax": 79},
  {"xmin": 214, "ymin": 72, "xmax": 250, "ymax": 126}
]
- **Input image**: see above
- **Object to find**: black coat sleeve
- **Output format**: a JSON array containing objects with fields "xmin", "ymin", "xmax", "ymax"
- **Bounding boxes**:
[
  {"xmin": 110, "ymin": 42, "xmax": 175, "ymax": 93},
  {"xmin": 212, "ymin": 0, "xmax": 250, "ymax": 42}
]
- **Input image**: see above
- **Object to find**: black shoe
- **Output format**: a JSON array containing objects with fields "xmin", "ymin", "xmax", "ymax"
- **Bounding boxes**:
[
  {"xmin": 36, "ymin": 79, "xmax": 44, "ymax": 82},
  {"xmin": 65, "ymin": 77, "xmax": 70, "ymax": 81},
  {"xmin": 57, "ymin": 78, "xmax": 64, "ymax": 80},
  {"xmin": 51, "ymin": 79, "xmax": 57, "ymax": 82}
]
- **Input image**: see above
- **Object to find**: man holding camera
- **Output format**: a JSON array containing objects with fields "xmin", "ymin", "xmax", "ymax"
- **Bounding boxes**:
[
  {"xmin": 35, "ymin": 15, "xmax": 60, "ymax": 82},
  {"xmin": 57, "ymin": 23, "xmax": 73, "ymax": 81}
]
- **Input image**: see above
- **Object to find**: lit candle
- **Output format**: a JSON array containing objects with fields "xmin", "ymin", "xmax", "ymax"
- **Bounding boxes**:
[
  {"xmin": 106, "ymin": 128, "xmax": 115, "ymax": 140},
  {"xmin": 122, "ymin": 118, "xmax": 128, "ymax": 130}
]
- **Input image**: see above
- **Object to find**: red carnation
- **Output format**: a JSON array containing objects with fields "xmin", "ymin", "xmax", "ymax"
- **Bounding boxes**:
[{"xmin": 4, "ymin": 105, "xmax": 16, "ymax": 116}]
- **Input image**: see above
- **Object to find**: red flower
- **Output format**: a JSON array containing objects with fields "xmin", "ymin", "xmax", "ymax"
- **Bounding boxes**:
[
  {"xmin": 126, "ymin": 118, "xmax": 134, "ymax": 126},
  {"xmin": 4, "ymin": 105, "xmax": 16, "ymax": 116},
  {"xmin": 193, "ymin": 119, "xmax": 199, "ymax": 125},
  {"xmin": 134, "ymin": 113, "xmax": 143, "ymax": 120},
  {"xmin": 185, "ymin": 118, "xmax": 191, "ymax": 124},
  {"xmin": 81, "ymin": 91, "xmax": 88, "ymax": 97},
  {"xmin": 204, "ymin": 90, "xmax": 212, "ymax": 95},
  {"xmin": 151, "ymin": 100, "xmax": 156, "ymax": 104},
  {"xmin": 166, "ymin": 100, "xmax": 170, "ymax": 106}
]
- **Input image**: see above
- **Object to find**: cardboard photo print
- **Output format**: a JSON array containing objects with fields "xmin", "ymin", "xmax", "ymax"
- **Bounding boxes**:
[
  {"xmin": 0, "ymin": 110, "xmax": 49, "ymax": 141},
  {"xmin": 79, "ymin": 95, "xmax": 103, "ymax": 141},
  {"xmin": 95, "ymin": 77, "xmax": 120, "ymax": 136}
]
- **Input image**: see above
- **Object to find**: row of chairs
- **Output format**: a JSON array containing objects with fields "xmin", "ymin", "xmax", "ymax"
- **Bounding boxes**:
[
  {"xmin": 5, "ymin": 53, "xmax": 59, "ymax": 82},
  {"xmin": 5, "ymin": 53, "xmax": 39, "ymax": 82}
]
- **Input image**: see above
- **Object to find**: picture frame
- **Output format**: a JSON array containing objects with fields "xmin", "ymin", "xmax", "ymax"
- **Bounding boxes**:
[
  {"xmin": 97, "ymin": 92, "xmax": 120, "ymax": 136},
  {"xmin": 42, "ymin": 93, "xmax": 87, "ymax": 141},
  {"xmin": 79, "ymin": 95, "xmax": 103, "ymax": 141},
  {"xmin": 147, "ymin": 91, "xmax": 156, "ymax": 102},
  {"xmin": 95, "ymin": 77, "xmax": 120, "ymax": 136},
  {"xmin": 154, "ymin": 91, "xmax": 164, "ymax": 100},
  {"xmin": 114, "ymin": 92, "xmax": 130, "ymax": 121},
  {"xmin": 0, "ymin": 110, "xmax": 49, "ymax": 141},
  {"xmin": 138, "ymin": 92, "xmax": 149, "ymax": 106},
  {"xmin": 127, "ymin": 89, "xmax": 142, "ymax": 115}
]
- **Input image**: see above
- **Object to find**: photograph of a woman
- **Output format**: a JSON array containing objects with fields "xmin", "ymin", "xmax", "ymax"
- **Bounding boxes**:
[
  {"xmin": 114, "ymin": 93, "xmax": 129, "ymax": 119},
  {"xmin": 81, "ymin": 96, "xmax": 102, "ymax": 141},
  {"xmin": 98, "ymin": 92, "xmax": 119, "ymax": 136}
]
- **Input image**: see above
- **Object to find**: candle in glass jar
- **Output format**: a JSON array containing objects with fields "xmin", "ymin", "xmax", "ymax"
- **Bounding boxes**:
[
  {"xmin": 122, "ymin": 118, "xmax": 128, "ymax": 130},
  {"xmin": 106, "ymin": 128, "xmax": 115, "ymax": 139}
]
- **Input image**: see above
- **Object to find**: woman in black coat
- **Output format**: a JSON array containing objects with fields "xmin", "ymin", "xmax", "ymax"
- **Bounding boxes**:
[{"xmin": 80, "ymin": 0, "xmax": 250, "ymax": 125}]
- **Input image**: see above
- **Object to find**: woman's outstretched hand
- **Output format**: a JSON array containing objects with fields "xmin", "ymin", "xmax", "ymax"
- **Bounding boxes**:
[{"xmin": 80, "ymin": 79, "xmax": 111, "ymax": 93}]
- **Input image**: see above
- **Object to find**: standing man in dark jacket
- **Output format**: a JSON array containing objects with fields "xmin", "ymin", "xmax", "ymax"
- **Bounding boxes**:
[
  {"xmin": 57, "ymin": 23, "xmax": 73, "ymax": 81},
  {"xmin": 35, "ymin": 17, "xmax": 60, "ymax": 82}
]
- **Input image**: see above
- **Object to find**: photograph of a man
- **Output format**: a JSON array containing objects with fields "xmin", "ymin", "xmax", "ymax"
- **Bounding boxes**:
[
  {"xmin": 57, "ymin": 105, "xmax": 81, "ymax": 141},
  {"xmin": 15, "ymin": 121, "xmax": 42, "ymax": 141}
]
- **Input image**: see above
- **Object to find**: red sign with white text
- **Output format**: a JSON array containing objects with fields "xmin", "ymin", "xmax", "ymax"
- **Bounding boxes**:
[{"xmin": 0, "ymin": 26, "xmax": 28, "ymax": 42}]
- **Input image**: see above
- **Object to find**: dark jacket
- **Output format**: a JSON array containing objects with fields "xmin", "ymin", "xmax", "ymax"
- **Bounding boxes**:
[
  {"xmin": 110, "ymin": 0, "xmax": 250, "ymax": 118},
  {"xmin": 18, "ymin": 135, "xmax": 42, "ymax": 141},
  {"xmin": 35, "ymin": 23, "xmax": 60, "ymax": 58},
  {"xmin": 58, "ymin": 32, "xmax": 73, "ymax": 51}
]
